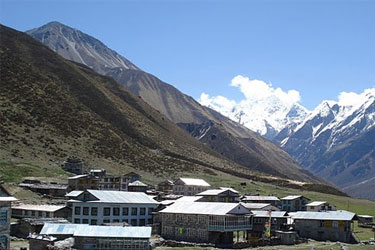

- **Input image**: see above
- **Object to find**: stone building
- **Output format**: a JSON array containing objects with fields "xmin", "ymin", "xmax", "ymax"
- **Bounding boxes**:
[
  {"xmin": 280, "ymin": 195, "xmax": 310, "ymax": 212},
  {"xmin": 196, "ymin": 188, "xmax": 240, "ymax": 202},
  {"xmin": 0, "ymin": 184, "xmax": 17, "ymax": 250},
  {"xmin": 172, "ymin": 178, "xmax": 211, "ymax": 196},
  {"xmin": 68, "ymin": 174, "xmax": 99, "ymax": 191},
  {"xmin": 242, "ymin": 196, "xmax": 281, "ymax": 207},
  {"xmin": 128, "ymin": 180, "xmax": 148, "ymax": 193},
  {"xmin": 62, "ymin": 157, "xmax": 86, "ymax": 175},
  {"xmin": 306, "ymin": 201, "xmax": 336, "ymax": 212},
  {"xmin": 156, "ymin": 180, "xmax": 174, "ymax": 194},
  {"xmin": 159, "ymin": 201, "xmax": 253, "ymax": 246},
  {"xmin": 291, "ymin": 210, "xmax": 358, "ymax": 243},
  {"xmin": 250, "ymin": 211, "xmax": 288, "ymax": 238}
]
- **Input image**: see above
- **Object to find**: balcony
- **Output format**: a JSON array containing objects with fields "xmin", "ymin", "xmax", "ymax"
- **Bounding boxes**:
[{"xmin": 208, "ymin": 215, "xmax": 252, "ymax": 232}]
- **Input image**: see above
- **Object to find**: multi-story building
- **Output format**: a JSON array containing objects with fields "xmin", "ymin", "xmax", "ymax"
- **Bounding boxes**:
[
  {"xmin": 250, "ymin": 211, "xmax": 288, "ymax": 238},
  {"xmin": 128, "ymin": 181, "xmax": 148, "ymax": 193},
  {"xmin": 280, "ymin": 195, "xmax": 310, "ymax": 212},
  {"xmin": 159, "ymin": 201, "xmax": 253, "ymax": 246},
  {"xmin": 69, "ymin": 190, "xmax": 158, "ymax": 226},
  {"xmin": 156, "ymin": 180, "xmax": 174, "ymax": 194},
  {"xmin": 306, "ymin": 201, "xmax": 336, "ymax": 212},
  {"xmin": 99, "ymin": 175, "xmax": 120, "ymax": 190},
  {"xmin": 291, "ymin": 210, "xmax": 358, "ymax": 243},
  {"xmin": 0, "ymin": 184, "xmax": 17, "ymax": 250},
  {"xmin": 68, "ymin": 174, "xmax": 99, "ymax": 191},
  {"xmin": 62, "ymin": 157, "xmax": 86, "ymax": 175},
  {"xmin": 242, "ymin": 196, "xmax": 281, "ymax": 208},
  {"xmin": 120, "ymin": 172, "xmax": 141, "ymax": 191},
  {"xmin": 173, "ymin": 178, "xmax": 210, "ymax": 196},
  {"xmin": 196, "ymin": 188, "xmax": 240, "ymax": 202}
]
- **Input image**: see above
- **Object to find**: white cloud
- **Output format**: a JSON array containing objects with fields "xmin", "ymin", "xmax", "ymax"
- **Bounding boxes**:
[{"xmin": 198, "ymin": 75, "xmax": 304, "ymax": 135}]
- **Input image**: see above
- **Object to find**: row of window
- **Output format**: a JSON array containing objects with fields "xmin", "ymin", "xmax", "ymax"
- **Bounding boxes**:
[
  {"xmin": 74, "ymin": 218, "xmax": 152, "ymax": 226},
  {"xmin": 74, "ymin": 206, "xmax": 153, "ymax": 216},
  {"xmin": 22, "ymin": 210, "xmax": 51, "ymax": 217}
]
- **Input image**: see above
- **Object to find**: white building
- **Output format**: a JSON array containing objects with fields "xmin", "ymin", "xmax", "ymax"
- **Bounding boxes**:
[
  {"xmin": 0, "ymin": 184, "xmax": 18, "ymax": 250},
  {"xmin": 68, "ymin": 190, "xmax": 158, "ymax": 226},
  {"xmin": 173, "ymin": 178, "xmax": 210, "ymax": 196},
  {"xmin": 306, "ymin": 201, "xmax": 336, "ymax": 212}
]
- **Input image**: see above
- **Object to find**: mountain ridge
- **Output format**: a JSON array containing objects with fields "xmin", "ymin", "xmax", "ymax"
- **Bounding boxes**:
[{"xmin": 26, "ymin": 21, "xmax": 321, "ymax": 183}]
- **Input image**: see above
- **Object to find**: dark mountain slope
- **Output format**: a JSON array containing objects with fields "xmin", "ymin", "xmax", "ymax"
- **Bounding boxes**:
[{"xmin": 27, "ymin": 21, "xmax": 321, "ymax": 183}]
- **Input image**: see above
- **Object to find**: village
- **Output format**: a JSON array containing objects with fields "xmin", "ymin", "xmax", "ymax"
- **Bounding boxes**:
[{"xmin": 1, "ymin": 157, "xmax": 375, "ymax": 250}]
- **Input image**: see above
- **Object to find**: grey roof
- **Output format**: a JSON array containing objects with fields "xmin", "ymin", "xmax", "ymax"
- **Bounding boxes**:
[
  {"xmin": 358, "ymin": 215, "xmax": 373, "ymax": 218},
  {"xmin": 65, "ymin": 190, "xmax": 83, "ymax": 198},
  {"xmin": 242, "ymin": 203, "xmax": 272, "ymax": 209},
  {"xmin": 243, "ymin": 196, "xmax": 280, "ymax": 201},
  {"xmin": 281, "ymin": 195, "xmax": 309, "ymax": 200},
  {"xmin": 0, "ymin": 197, "xmax": 18, "ymax": 201},
  {"xmin": 197, "ymin": 188, "xmax": 239, "ymax": 196},
  {"xmin": 41, "ymin": 224, "xmax": 151, "ymax": 238},
  {"xmin": 176, "ymin": 178, "xmax": 210, "ymax": 186},
  {"xmin": 12, "ymin": 204, "xmax": 66, "ymax": 212},
  {"xmin": 306, "ymin": 201, "xmax": 328, "ymax": 206},
  {"xmin": 159, "ymin": 201, "xmax": 251, "ymax": 216},
  {"xmin": 68, "ymin": 174, "xmax": 89, "ymax": 180},
  {"xmin": 291, "ymin": 210, "xmax": 356, "ymax": 221},
  {"xmin": 40, "ymin": 223, "xmax": 82, "ymax": 235},
  {"xmin": 128, "ymin": 180, "xmax": 147, "ymax": 187},
  {"xmin": 74, "ymin": 225, "xmax": 152, "ymax": 238},
  {"xmin": 176, "ymin": 196, "xmax": 203, "ymax": 202},
  {"xmin": 251, "ymin": 211, "xmax": 288, "ymax": 218},
  {"xmin": 78, "ymin": 190, "xmax": 158, "ymax": 204}
]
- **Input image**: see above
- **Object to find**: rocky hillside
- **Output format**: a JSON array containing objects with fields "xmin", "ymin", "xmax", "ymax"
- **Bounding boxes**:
[{"xmin": 27, "ymin": 21, "xmax": 320, "ymax": 183}]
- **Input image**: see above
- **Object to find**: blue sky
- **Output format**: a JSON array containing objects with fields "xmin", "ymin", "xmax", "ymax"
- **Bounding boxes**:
[{"xmin": 1, "ymin": 0, "xmax": 374, "ymax": 109}]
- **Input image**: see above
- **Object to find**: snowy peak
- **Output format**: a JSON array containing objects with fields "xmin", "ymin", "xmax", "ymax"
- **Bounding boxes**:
[{"xmin": 27, "ymin": 21, "xmax": 139, "ymax": 74}]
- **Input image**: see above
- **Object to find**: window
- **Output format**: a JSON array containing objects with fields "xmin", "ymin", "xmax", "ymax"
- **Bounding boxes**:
[
  {"xmin": 139, "ymin": 219, "xmax": 146, "ymax": 226},
  {"xmin": 83, "ymin": 207, "xmax": 89, "ymax": 215},
  {"xmin": 332, "ymin": 221, "xmax": 338, "ymax": 228},
  {"xmin": 140, "ymin": 208, "xmax": 146, "ymax": 215},
  {"xmin": 122, "ymin": 219, "xmax": 128, "ymax": 223},
  {"xmin": 46, "ymin": 212, "xmax": 50, "ymax": 218},
  {"xmin": 82, "ymin": 219, "xmax": 88, "ymax": 224},
  {"xmin": 91, "ymin": 219, "xmax": 97, "ymax": 225},
  {"xmin": 38, "ymin": 211, "xmax": 42, "ymax": 217},
  {"xmin": 131, "ymin": 219, "xmax": 137, "ymax": 226},
  {"xmin": 131, "ymin": 208, "xmax": 137, "ymax": 216},
  {"xmin": 148, "ymin": 219, "xmax": 153, "ymax": 225},
  {"xmin": 113, "ymin": 219, "xmax": 119, "ymax": 223},
  {"xmin": 75, "ymin": 207, "xmax": 81, "ymax": 215},
  {"xmin": 113, "ymin": 207, "xmax": 120, "ymax": 216},
  {"xmin": 91, "ymin": 207, "xmax": 98, "ymax": 216},
  {"xmin": 103, "ymin": 219, "xmax": 110, "ymax": 223},
  {"xmin": 122, "ymin": 207, "xmax": 129, "ymax": 216},
  {"xmin": 319, "ymin": 220, "xmax": 325, "ymax": 227},
  {"xmin": 74, "ymin": 219, "xmax": 80, "ymax": 224},
  {"xmin": 148, "ymin": 208, "xmax": 154, "ymax": 215},
  {"xmin": 104, "ymin": 207, "xmax": 110, "ymax": 216}
]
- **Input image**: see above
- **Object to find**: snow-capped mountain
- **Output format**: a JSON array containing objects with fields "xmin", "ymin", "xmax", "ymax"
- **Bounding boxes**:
[
  {"xmin": 202, "ymin": 86, "xmax": 375, "ymax": 200},
  {"xmin": 280, "ymin": 89, "xmax": 375, "ymax": 199}
]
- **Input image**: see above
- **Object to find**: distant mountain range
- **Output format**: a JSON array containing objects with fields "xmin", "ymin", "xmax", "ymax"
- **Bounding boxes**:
[
  {"xmin": 26, "ymin": 21, "xmax": 320, "ymax": 183},
  {"xmin": 201, "ymin": 79, "xmax": 375, "ymax": 199}
]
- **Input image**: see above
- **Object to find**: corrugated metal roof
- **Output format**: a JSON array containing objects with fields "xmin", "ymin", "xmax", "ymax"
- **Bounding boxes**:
[
  {"xmin": 291, "ymin": 210, "xmax": 356, "ymax": 221},
  {"xmin": 40, "ymin": 223, "xmax": 82, "ymax": 235},
  {"xmin": 128, "ymin": 180, "xmax": 147, "ymax": 187},
  {"xmin": 74, "ymin": 225, "xmax": 152, "ymax": 238},
  {"xmin": 243, "ymin": 196, "xmax": 280, "ymax": 201},
  {"xmin": 197, "ymin": 188, "xmax": 239, "ymax": 196},
  {"xmin": 251, "ymin": 211, "xmax": 288, "ymax": 218},
  {"xmin": 306, "ymin": 201, "xmax": 327, "ymax": 206},
  {"xmin": 281, "ymin": 195, "xmax": 309, "ymax": 200},
  {"xmin": 68, "ymin": 174, "xmax": 89, "ymax": 180},
  {"xmin": 41, "ymin": 224, "xmax": 152, "ymax": 238},
  {"xmin": 0, "ymin": 197, "xmax": 18, "ymax": 201},
  {"xmin": 84, "ymin": 190, "xmax": 158, "ymax": 204},
  {"xmin": 177, "ymin": 178, "xmax": 211, "ymax": 186},
  {"xmin": 358, "ymin": 215, "xmax": 373, "ymax": 218},
  {"xmin": 65, "ymin": 190, "xmax": 83, "ymax": 198},
  {"xmin": 242, "ymin": 203, "xmax": 272, "ymax": 209},
  {"xmin": 12, "ymin": 204, "xmax": 66, "ymax": 212},
  {"xmin": 159, "ymin": 201, "xmax": 250, "ymax": 215},
  {"xmin": 175, "ymin": 196, "xmax": 203, "ymax": 202}
]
